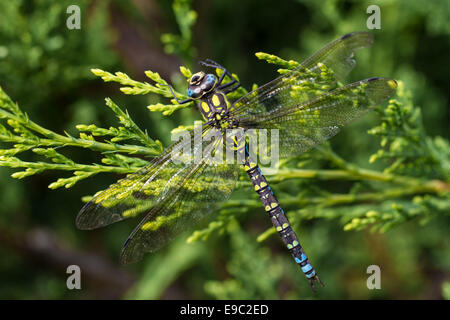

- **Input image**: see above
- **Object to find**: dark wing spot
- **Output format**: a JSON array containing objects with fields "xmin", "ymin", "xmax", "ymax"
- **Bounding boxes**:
[
  {"xmin": 123, "ymin": 237, "xmax": 132, "ymax": 248},
  {"xmin": 341, "ymin": 32, "xmax": 353, "ymax": 40}
]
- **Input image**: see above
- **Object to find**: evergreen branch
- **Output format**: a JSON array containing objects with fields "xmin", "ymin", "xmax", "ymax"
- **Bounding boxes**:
[
  {"xmin": 0, "ymin": 155, "xmax": 137, "ymax": 188},
  {"xmin": 368, "ymin": 81, "xmax": 449, "ymax": 179},
  {"xmin": 269, "ymin": 167, "xmax": 443, "ymax": 189},
  {"xmin": 104, "ymin": 98, "xmax": 159, "ymax": 148},
  {"xmin": 91, "ymin": 68, "xmax": 172, "ymax": 97},
  {"xmin": 160, "ymin": 0, "xmax": 197, "ymax": 64},
  {"xmin": 0, "ymin": 88, "xmax": 160, "ymax": 156},
  {"xmin": 147, "ymin": 102, "xmax": 192, "ymax": 116},
  {"xmin": 0, "ymin": 85, "xmax": 162, "ymax": 188},
  {"xmin": 255, "ymin": 52, "xmax": 300, "ymax": 69},
  {"xmin": 91, "ymin": 68, "xmax": 195, "ymax": 115},
  {"xmin": 257, "ymin": 185, "xmax": 450, "ymax": 242},
  {"xmin": 0, "ymin": 156, "xmax": 136, "ymax": 175}
]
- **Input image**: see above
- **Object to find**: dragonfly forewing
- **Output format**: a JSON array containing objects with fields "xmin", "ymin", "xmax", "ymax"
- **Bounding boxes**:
[{"xmin": 120, "ymin": 133, "xmax": 240, "ymax": 264}]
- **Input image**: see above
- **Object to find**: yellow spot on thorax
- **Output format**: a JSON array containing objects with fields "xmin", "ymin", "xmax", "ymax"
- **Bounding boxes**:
[
  {"xmin": 212, "ymin": 94, "xmax": 221, "ymax": 106},
  {"xmin": 202, "ymin": 102, "xmax": 209, "ymax": 113}
]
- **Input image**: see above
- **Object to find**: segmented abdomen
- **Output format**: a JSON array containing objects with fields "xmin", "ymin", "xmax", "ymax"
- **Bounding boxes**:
[{"xmin": 243, "ymin": 149, "xmax": 319, "ymax": 284}]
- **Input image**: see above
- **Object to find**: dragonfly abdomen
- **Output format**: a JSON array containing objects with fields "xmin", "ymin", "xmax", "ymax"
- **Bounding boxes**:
[{"xmin": 243, "ymin": 149, "xmax": 322, "ymax": 288}]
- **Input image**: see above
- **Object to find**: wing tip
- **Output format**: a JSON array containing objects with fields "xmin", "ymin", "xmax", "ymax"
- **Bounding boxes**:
[
  {"xmin": 119, "ymin": 237, "xmax": 142, "ymax": 265},
  {"xmin": 388, "ymin": 79, "xmax": 398, "ymax": 89},
  {"xmin": 341, "ymin": 32, "xmax": 355, "ymax": 40},
  {"xmin": 364, "ymin": 77, "xmax": 398, "ymax": 103},
  {"xmin": 75, "ymin": 204, "xmax": 90, "ymax": 230},
  {"xmin": 341, "ymin": 31, "xmax": 374, "ymax": 47},
  {"xmin": 75, "ymin": 200, "xmax": 97, "ymax": 230},
  {"xmin": 367, "ymin": 77, "xmax": 398, "ymax": 88}
]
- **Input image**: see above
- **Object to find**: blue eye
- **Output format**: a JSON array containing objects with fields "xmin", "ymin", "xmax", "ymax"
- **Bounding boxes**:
[
  {"xmin": 206, "ymin": 74, "xmax": 215, "ymax": 83},
  {"xmin": 187, "ymin": 88, "xmax": 194, "ymax": 97}
]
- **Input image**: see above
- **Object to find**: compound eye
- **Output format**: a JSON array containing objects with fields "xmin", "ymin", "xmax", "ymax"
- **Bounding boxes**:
[
  {"xmin": 190, "ymin": 72, "xmax": 205, "ymax": 85},
  {"xmin": 201, "ymin": 74, "xmax": 216, "ymax": 91},
  {"xmin": 187, "ymin": 87, "xmax": 201, "ymax": 98}
]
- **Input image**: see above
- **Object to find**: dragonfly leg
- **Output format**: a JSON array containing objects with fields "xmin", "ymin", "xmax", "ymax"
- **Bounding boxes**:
[
  {"xmin": 199, "ymin": 59, "xmax": 236, "ymax": 87},
  {"xmin": 199, "ymin": 58, "xmax": 225, "ymax": 69},
  {"xmin": 218, "ymin": 80, "xmax": 241, "ymax": 93},
  {"xmin": 159, "ymin": 83, "xmax": 194, "ymax": 104}
]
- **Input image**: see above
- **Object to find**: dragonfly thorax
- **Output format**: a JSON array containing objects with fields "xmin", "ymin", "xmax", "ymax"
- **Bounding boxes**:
[{"xmin": 198, "ymin": 91, "xmax": 231, "ymax": 124}]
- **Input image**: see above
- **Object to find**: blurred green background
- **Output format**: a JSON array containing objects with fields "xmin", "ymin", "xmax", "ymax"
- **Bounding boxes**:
[{"xmin": 0, "ymin": 0, "xmax": 449, "ymax": 299}]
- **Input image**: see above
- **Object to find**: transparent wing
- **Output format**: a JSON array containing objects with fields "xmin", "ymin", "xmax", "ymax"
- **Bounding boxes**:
[
  {"xmin": 76, "ymin": 128, "xmax": 198, "ymax": 230},
  {"xmin": 229, "ymin": 32, "xmax": 374, "ymax": 119},
  {"xmin": 120, "ymin": 134, "xmax": 239, "ymax": 264},
  {"xmin": 76, "ymin": 124, "xmax": 238, "ymax": 232},
  {"xmin": 239, "ymin": 78, "xmax": 397, "ymax": 158}
]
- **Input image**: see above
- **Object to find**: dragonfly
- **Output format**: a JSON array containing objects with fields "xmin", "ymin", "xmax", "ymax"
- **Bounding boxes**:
[{"xmin": 76, "ymin": 31, "xmax": 397, "ymax": 289}]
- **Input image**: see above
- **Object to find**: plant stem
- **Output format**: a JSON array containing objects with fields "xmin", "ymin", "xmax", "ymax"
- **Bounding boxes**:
[
  {"xmin": 0, "ymin": 108, "xmax": 160, "ymax": 156},
  {"xmin": 0, "ymin": 157, "xmax": 138, "ymax": 174},
  {"xmin": 271, "ymin": 168, "xmax": 424, "ymax": 187}
]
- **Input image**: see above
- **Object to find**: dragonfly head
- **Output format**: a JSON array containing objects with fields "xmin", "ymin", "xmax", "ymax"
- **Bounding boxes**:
[{"xmin": 187, "ymin": 72, "xmax": 217, "ymax": 99}]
